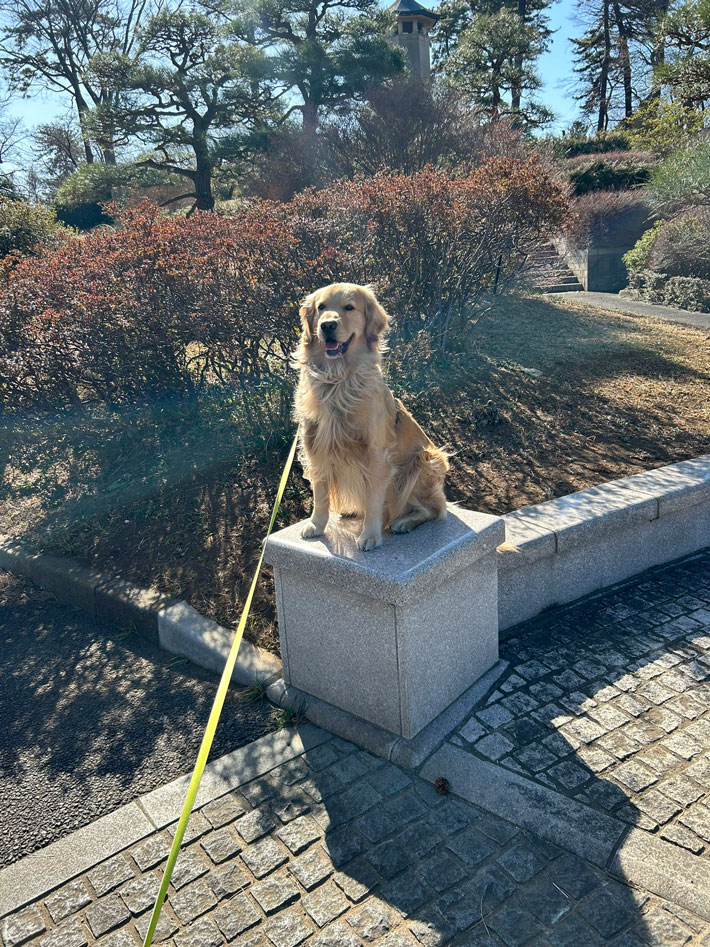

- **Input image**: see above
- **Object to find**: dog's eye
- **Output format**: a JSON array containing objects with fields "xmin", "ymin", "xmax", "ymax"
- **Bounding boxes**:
[
  {"xmin": 317, "ymin": 304, "xmax": 325, "ymax": 310},
  {"xmin": 343, "ymin": 304, "xmax": 354, "ymax": 311}
]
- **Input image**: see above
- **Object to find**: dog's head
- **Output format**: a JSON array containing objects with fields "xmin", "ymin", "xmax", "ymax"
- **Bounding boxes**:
[{"xmin": 298, "ymin": 283, "xmax": 389, "ymax": 361}]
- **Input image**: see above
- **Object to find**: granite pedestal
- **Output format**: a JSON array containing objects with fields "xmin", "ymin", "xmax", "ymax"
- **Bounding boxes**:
[{"xmin": 264, "ymin": 506, "xmax": 504, "ymax": 739}]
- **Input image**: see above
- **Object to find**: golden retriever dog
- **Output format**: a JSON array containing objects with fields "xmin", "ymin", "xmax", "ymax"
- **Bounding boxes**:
[{"xmin": 293, "ymin": 282, "xmax": 448, "ymax": 551}]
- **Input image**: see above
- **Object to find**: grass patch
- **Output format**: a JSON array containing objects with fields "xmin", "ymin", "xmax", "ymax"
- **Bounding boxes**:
[{"xmin": 2, "ymin": 294, "xmax": 709, "ymax": 653}]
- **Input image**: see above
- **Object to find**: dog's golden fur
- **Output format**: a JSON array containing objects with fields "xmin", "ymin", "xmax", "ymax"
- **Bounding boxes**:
[{"xmin": 293, "ymin": 282, "xmax": 448, "ymax": 551}]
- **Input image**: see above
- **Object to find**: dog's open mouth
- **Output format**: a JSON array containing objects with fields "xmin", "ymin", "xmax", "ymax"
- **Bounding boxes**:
[{"xmin": 324, "ymin": 334, "xmax": 355, "ymax": 358}]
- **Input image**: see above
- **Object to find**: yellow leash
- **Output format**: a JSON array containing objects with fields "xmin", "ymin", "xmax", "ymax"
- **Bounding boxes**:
[{"xmin": 142, "ymin": 432, "xmax": 299, "ymax": 947}]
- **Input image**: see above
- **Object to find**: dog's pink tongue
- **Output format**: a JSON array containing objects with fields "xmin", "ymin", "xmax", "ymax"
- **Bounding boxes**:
[{"xmin": 325, "ymin": 340, "xmax": 339, "ymax": 351}]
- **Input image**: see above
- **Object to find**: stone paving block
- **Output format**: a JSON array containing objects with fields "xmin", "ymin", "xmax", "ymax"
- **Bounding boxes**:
[
  {"xmin": 333, "ymin": 860, "xmax": 379, "ymax": 903},
  {"xmin": 251, "ymin": 874, "xmax": 300, "ymax": 915},
  {"xmin": 429, "ymin": 800, "xmax": 477, "ymax": 838},
  {"xmin": 131, "ymin": 836, "xmax": 171, "ymax": 872},
  {"xmin": 85, "ymin": 896, "xmax": 130, "ymax": 939},
  {"xmin": 322, "ymin": 827, "xmax": 365, "ymax": 868},
  {"xmin": 263, "ymin": 909, "xmax": 313, "ymax": 947},
  {"xmin": 172, "ymin": 916, "xmax": 223, "ymax": 947},
  {"xmin": 309, "ymin": 921, "xmax": 362, "ymax": 947},
  {"xmin": 302, "ymin": 743, "xmax": 340, "ymax": 772},
  {"xmin": 241, "ymin": 777, "xmax": 278, "ymax": 807},
  {"xmin": 515, "ymin": 744, "xmax": 558, "ymax": 773},
  {"xmin": 458, "ymin": 719, "xmax": 487, "ymax": 744},
  {"xmin": 613, "ymin": 761, "xmax": 659, "ymax": 793},
  {"xmin": 577, "ymin": 883, "xmax": 644, "ymax": 939},
  {"xmin": 487, "ymin": 905, "xmax": 545, "ymax": 945},
  {"xmin": 97, "ymin": 930, "xmax": 140, "ymax": 947},
  {"xmin": 576, "ymin": 745, "xmax": 615, "ymax": 774},
  {"xmin": 170, "ymin": 880, "xmax": 217, "ymax": 925},
  {"xmin": 200, "ymin": 826, "xmax": 241, "ymax": 864},
  {"xmin": 119, "ymin": 873, "xmax": 160, "ymax": 915},
  {"xmin": 547, "ymin": 759, "xmax": 590, "ymax": 790},
  {"xmin": 548, "ymin": 853, "xmax": 600, "ymax": 900},
  {"xmin": 353, "ymin": 807, "xmax": 395, "ymax": 845},
  {"xmin": 663, "ymin": 731, "xmax": 704, "ymax": 760},
  {"xmin": 678, "ymin": 805, "xmax": 710, "ymax": 843},
  {"xmin": 87, "ymin": 856, "xmax": 135, "ymax": 897},
  {"xmin": 347, "ymin": 899, "xmax": 397, "ymax": 942},
  {"xmin": 213, "ymin": 893, "xmax": 261, "ymax": 940},
  {"xmin": 660, "ymin": 776, "xmax": 704, "ymax": 806},
  {"xmin": 636, "ymin": 907, "xmax": 693, "ymax": 946},
  {"xmin": 397, "ymin": 822, "xmax": 442, "ymax": 860},
  {"xmin": 635, "ymin": 789, "xmax": 682, "ymax": 825},
  {"xmin": 137, "ymin": 912, "xmax": 179, "ymax": 944},
  {"xmin": 167, "ymin": 813, "xmax": 211, "ymax": 846},
  {"xmin": 288, "ymin": 848, "xmax": 333, "ymax": 890},
  {"xmin": 660, "ymin": 823, "xmax": 705, "ymax": 854},
  {"xmin": 45, "ymin": 881, "xmax": 91, "ymax": 923},
  {"xmin": 201, "ymin": 794, "xmax": 247, "ymax": 829},
  {"xmin": 496, "ymin": 841, "xmax": 548, "ymax": 883},
  {"xmin": 237, "ymin": 809, "xmax": 277, "ymax": 844},
  {"xmin": 38, "ymin": 919, "xmax": 86, "ymax": 947},
  {"xmin": 562, "ymin": 717, "xmax": 607, "ymax": 745},
  {"xmin": 365, "ymin": 764, "xmax": 411, "ymax": 797},
  {"xmin": 302, "ymin": 882, "xmax": 349, "ymax": 927},
  {"xmin": 474, "ymin": 733, "xmax": 515, "ymax": 761},
  {"xmin": 367, "ymin": 839, "xmax": 411, "ymax": 880},
  {"xmin": 205, "ymin": 862, "xmax": 250, "ymax": 901},
  {"xmin": 1, "ymin": 908, "xmax": 46, "ymax": 947},
  {"xmin": 171, "ymin": 851, "xmax": 209, "ymax": 890},
  {"xmin": 476, "ymin": 703, "xmax": 514, "ymax": 729},
  {"xmin": 382, "ymin": 790, "xmax": 427, "ymax": 829},
  {"xmin": 636, "ymin": 745, "xmax": 683, "ymax": 776},
  {"xmin": 242, "ymin": 838, "xmax": 289, "ymax": 879},
  {"xmin": 270, "ymin": 791, "xmax": 312, "ymax": 825},
  {"xmin": 420, "ymin": 850, "xmax": 468, "ymax": 893},
  {"xmin": 276, "ymin": 816, "xmax": 321, "ymax": 855}
]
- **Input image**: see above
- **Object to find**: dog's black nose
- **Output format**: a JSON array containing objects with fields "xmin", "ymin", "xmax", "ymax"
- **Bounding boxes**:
[{"xmin": 321, "ymin": 320, "xmax": 338, "ymax": 337}]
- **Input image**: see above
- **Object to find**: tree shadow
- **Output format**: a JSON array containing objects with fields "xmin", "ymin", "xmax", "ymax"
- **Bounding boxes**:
[{"xmin": 0, "ymin": 571, "xmax": 272, "ymax": 868}]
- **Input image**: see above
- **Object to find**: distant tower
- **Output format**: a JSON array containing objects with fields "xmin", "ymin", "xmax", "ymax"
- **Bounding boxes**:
[{"xmin": 388, "ymin": 0, "xmax": 439, "ymax": 82}]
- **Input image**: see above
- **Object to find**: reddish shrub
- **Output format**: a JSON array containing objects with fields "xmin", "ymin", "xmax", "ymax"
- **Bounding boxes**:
[{"xmin": 0, "ymin": 158, "xmax": 567, "ymax": 417}]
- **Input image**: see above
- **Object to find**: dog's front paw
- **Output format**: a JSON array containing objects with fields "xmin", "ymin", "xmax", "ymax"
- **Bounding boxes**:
[
  {"xmin": 302, "ymin": 520, "xmax": 326, "ymax": 539},
  {"xmin": 357, "ymin": 530, "xmax": 382, "ymax": 551}
]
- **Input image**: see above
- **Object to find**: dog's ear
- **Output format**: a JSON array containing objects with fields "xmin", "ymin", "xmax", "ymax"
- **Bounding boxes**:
[
  {"xmin": 299, "ymin": 292, "xmax": 317, "ymax": 343},
  {"xmin": 363, "ymin": 286, "xmax": 389, "ymax": 347}
]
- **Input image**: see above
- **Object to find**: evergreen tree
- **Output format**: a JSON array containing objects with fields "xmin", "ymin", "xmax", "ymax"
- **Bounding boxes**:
[
  {"xmin": 223, "ymin": 0, "xmax": 405, "ymax": 134},
  {"xmin": 433, "ymin": 0, "xmax": 552, "ymax": 128}
]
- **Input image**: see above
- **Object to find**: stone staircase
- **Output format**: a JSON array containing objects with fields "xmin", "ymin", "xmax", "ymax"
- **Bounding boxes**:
[{"xmin": 523, "ymin": 242, "xmax": 584, "ymax": 293}]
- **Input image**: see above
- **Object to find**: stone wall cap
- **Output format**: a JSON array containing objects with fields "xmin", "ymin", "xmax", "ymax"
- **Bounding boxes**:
[
  {"xmin": 507, "ymin": 478, "xmax": 659, "ymax": 553},
  {"xmin": 499, "ymin": 511, "xmax": 556, "ymax": 569},
  {"xmin": 266, "ymin": 504, "xmax": 504, "ymax": 605}
]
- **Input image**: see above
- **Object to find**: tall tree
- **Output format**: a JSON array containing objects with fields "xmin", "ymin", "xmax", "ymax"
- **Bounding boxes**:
[
  {"xmin": 444, "ymin": 6, "xmax": 551, "ymax": 127},
  {"xmin": 93, "ymin": 8, "xmax": 280, "ymax": 210},
  {"xmin": 657, "ymin": 0, "xmax": 710, "ymax": 107},
  {"xmin": 224, "ymin": 0, "xmax": 405, "ymax": 134},
  {"xmin": 0, "ymin": 0, "xmax": 156, "ymax": 163},
  {"xmin": 433, "ymin": 0, "xmax": 552, "ymax": 127}
]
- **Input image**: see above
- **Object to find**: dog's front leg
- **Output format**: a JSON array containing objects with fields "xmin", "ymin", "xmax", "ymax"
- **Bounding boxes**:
[
  {"xmin": 357, "ymin": 459, "xmax": 388, "ymax": 551},
  {"xmin": 302, "ymin": 478, "xmax": 330, "ymax": 539}
]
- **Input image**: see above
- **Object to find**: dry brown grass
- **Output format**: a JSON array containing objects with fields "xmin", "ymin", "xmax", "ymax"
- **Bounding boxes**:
[{"xmin": 2, "ymin": 294, "xmax": 708, "ymax": 653}]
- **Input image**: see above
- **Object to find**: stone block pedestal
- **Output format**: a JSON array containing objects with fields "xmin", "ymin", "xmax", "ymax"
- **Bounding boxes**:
[{"xmin": 265, "ymin": 506, "xmax": 504, "ymax": 739}]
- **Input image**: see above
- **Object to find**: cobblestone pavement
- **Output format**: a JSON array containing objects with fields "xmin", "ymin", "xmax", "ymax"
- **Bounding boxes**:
[
  {"xmin": 450, "ymin": 550, "xmax": 710, "ymax": 861},
  {"xmin": 2, "ymin": 734, "xmax": 710, "ymax": 947}
]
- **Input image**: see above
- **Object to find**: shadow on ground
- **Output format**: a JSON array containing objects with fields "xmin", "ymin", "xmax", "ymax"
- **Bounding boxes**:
[{"xmin": 0, "ymin": 572, "xmax": 273, "ymax": 868}]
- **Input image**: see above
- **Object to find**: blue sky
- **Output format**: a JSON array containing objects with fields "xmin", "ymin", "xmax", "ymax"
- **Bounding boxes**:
[{"xmin": 9, "ymin": 0, "xmax": 582, "ymax": 138}]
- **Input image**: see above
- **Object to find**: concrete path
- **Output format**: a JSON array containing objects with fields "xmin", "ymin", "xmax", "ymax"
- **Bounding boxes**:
[
  {"xmin": 0, "ymin": 571, "xmax": 273, "ymax": 869},
  {"xmin": 2, "ymin": 552, "xmax": 710, "ymax": 945},
  {"xmin": 548, "ymin": 291, "xmax": 710, "ymax": 330}
]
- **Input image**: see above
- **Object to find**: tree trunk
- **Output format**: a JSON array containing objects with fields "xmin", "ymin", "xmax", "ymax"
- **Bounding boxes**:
[
  {"xmin": 193, "ymin": 134, "xmax": 214, "ymax": 211},
  {"xmin": 612, "ymin": 0, "xmax": 633, "ymax": 118},
  {"xmin": 597, "ymin": 0, "xmax": 611, "ymax": 132},
  {"xmin": 511, "ymin": 0, "xmax": 526, "ymax": 115},
  {"xmin": 302, "ymin": 99, "xmax": 319, "ymax": 135}
]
